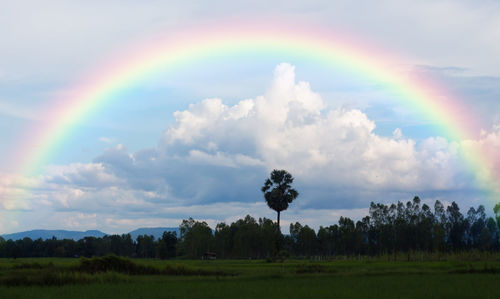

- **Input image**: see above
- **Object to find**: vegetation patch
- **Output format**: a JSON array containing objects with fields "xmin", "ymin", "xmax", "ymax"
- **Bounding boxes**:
[
  {"xmin": 0, "ymin": 256, "xmax": 233, "ymax": 286},
  {"xmin": 295, "ymin": 263, "xmax": 327, "ymax": 274},
  {"xmin": 450, "ymin": 263, "xmax": 500, "ymax": 274},
  {"xmin": 77, "ymin": 255, "xmax": 232, "ymax": 276},
  {"xmin": 11, "ymin": 262, "xmax": 46, "ymax": 270},
  {"xmin": 77, "ymin": 255, "xmax": 162, "ymax": 275},
  {"xmin": 0, "ymin": 270, "xmax": 130, "ymax": 286}
]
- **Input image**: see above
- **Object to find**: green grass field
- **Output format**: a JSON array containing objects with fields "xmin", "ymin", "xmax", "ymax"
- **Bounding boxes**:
[{"xmin": 1, "ymin": 257, "xmax": 499, "ymax": 298}]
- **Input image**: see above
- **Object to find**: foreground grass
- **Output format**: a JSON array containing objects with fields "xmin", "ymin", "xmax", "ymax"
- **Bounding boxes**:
[
  {"xmin": 1, "ymin": 274, "xmax": 498, "ymax": 299},
  {"xmin": 1, "ymin": 257, "xmax": 499, "ymax": 298}
]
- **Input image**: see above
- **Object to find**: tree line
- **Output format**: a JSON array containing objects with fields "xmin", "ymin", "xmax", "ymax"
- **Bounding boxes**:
[{"xmin": 1, "ymin": 197, "xmax": 499, "ymax": 259}]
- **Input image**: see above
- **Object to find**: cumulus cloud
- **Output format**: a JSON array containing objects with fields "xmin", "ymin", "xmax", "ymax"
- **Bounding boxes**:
[
  {"xmin": 460, "ymin": 125, "xmax": 500, "ymax": 193},
  {"xmin": 47, "ymin": 65, "xmax": 471, "ymax": 206},
  {"xmin": 2, "ymin": 63, "xmax": 497, "ymax": 233},
  {"xmin": 0, "ymin": 173, "xmax": 40, "ymax": 210},
  {"xmin": 157, "ymin": 63, "xmax": 466, "ymax": 195},
  {"xmin": 45, "ymin": 163, "xmax": 122, "ymax": 188}
]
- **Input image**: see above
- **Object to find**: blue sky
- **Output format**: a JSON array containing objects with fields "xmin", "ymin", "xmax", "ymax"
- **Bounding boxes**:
[{"xmin": 1, "ymin": 0, "xmax": 500, "ymax": 234}]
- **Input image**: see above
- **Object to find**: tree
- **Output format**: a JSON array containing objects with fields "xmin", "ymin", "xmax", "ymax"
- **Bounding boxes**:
[
  {"xmin": 215, "ymin": 222, "xmax": 232, "ymax": 258},
  {"xmin": 291, "ymin": 223, "xmax": 318, "ymax": 257},
  {"xmin": 338, "ymin": 217, "xmax": 356, "ymax": 256},
  {"xmin": 136, "ymin": 235, "xmax": 155, "ymax": 258},
  {"xmin": 259, "ymin": 218, "xmax": 279, "ymax": 257},
  {"xmin": 157, "ymin": 231, "xmax": 177, "ymax": 259},
  {"xmin": 446, "ymin": 202, "xmax": 466, "ymax": 251},
  {"xmin": 232, "ymin": 215, "xmax": 261, "ymax": 258},
  {"xmin": 261, "ymin": 169, "xmax": 299, "ymax": 232},
  {"xmin": 179, "ymin": 218, "xmax": 213, "ymax": 258},
  {"xmin": 494, "ymin": 203, "xmax": 500, "ymax": 230}
]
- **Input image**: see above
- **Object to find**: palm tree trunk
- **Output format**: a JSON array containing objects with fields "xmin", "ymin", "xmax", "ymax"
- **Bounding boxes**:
[
  {"xmin": 276, "ymin": 210, "xmax": 281, "ymax": 253},
  {"xmin": 277, "ymin": 210, "xmax": 281, "ymax": 233}
]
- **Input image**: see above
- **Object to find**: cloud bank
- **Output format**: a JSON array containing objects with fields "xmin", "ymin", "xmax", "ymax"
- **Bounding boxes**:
[{"xmin": 1, "ymin": 63, "xmax": 498, "ymax": 233}]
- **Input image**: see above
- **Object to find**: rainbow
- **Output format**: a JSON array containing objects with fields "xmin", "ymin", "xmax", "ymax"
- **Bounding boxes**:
[{"xmin": 4, "ymin": 21, "xmax": 499, "ymax": 202}]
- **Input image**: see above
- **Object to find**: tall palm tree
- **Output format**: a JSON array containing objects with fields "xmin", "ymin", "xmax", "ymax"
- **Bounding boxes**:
[{"xmin": 261, "ymin": 169, "xmax": 299, "ymax": 232}]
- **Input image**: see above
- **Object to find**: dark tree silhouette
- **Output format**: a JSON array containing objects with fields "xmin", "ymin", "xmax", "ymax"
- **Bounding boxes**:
[
  {"xmin": 1, "ymin": 199, "xmax": 499, "ymax": 259},
  {"xmin": 157, "ymin": 231, "xmax": 177, "ymax": 259},
  {"xmin": 495, "ymin": 203, "xmax": 500, "ymax": 230},
  {"xmin": 261, "ymin": 169, "xmax": 299, "ymax": 232}
]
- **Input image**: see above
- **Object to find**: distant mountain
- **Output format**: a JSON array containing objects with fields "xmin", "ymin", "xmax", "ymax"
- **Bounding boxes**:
[
  {"xmin": 1, "ymin": 229, "xmax": 107, "ymax": 241},
  {"xmin": 1, "ymin": 227, "xmax": 181, "ymax": 241},
  {"xmin": 128, "ymin": 227, "xmax": 180, "ymax": 240}
]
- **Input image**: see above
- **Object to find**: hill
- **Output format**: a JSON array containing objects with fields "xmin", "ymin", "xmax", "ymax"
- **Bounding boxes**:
[
  {"xmin": 1, "ymin": 229, "xmax": 107, "ymax": 241},
  {"xmin": 128, "ymin": 227, "xmax": 180, "ymax": 240},
  {"xmin": 1, "ymin": 227, "xmax": 180, "ymax": 241}
]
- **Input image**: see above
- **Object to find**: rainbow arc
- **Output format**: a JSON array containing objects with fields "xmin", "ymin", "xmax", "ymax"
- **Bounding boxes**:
[{"xmin": 3, "ymin": 22, "xmax": 498, "ymax": 203}]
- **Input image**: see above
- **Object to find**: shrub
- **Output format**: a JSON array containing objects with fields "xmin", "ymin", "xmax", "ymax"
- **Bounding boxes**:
[
  {"xmin": 77, "ymin": 255, "xmax": 161, "ymax": 275},
  {"xmin": 0, "ymin": 270, "xmax": 130, "ymax": 286},
  {"xmin": 76, "ymin": 255, "xmax": 233, "ymax": 276},
  {"xmin": 296, "ymin": 263, "xmax": 327, "ymax": 274},
  {"xmin": 11, "ymin": 262, "xmax": 44, "ymax": 270}
]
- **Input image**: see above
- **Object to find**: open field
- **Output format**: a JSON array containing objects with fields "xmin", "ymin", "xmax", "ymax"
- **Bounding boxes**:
[{"xmin": 1, "ymin": 257, "xmax": 499, "ymax": 298}]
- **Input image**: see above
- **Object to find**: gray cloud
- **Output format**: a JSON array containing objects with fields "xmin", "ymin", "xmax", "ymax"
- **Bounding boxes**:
[{"xmin": 410, "ymin": 66, "xmax": 500, "ymax": 128}]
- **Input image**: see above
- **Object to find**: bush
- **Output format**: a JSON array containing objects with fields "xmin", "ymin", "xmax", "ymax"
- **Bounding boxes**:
[
  {"xmin": 0, "ymin": 270, "xmax": 130, "ymax": 286},
  {"xmin": 77, "ymin": 255, "xmax": 233, "ymax": 276},
  {"xmin": 11, "ymin": 262, "xmax": 44, "ymax": 270},
  {"xmin": 77, "ymin": 255, "xmax": 161, "ymax": 275},
  {"xmin": 296, "ymin": 263, "xmax": 327, "ymax": 274},
  {"xmin": 163, "ymin": 264, "xmax": 230, "ymax": 276}
]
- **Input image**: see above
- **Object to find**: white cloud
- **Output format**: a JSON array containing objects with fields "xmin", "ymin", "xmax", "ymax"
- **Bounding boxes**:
[
  {"xmin": 159, "ymin": 63, "xmax": 465, "ymax": 193},
  {"xmin": 461, "ymin": 125, "xmax": 500, "ymax": 193},
  {"xmin": 187, "ymin": 150, "xmax": 264, "ymax": 168},
  {"xmin": 0, "ymin": 173, "xmax": 41, "ymax": 210},
  {"xmin": 99, "ymin": 137, "xmax": 115, "ymax": 144},
  {"xmin": 393, "ymin": 128, "xmax": 403, "ymax": 139},
  {"xmin": 1, "ymin": 63, "xmax": 497, "ymax": 233},
  {"xmin": 45, "ymin": 163, "xmax": 122, "ymax": 188},
  {"xmin": 33, "ymin": 65, "xmax": 493, "ymax": 201}
]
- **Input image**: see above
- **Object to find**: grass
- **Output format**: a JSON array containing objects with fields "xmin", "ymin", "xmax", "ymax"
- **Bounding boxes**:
[
  {"xmin": 0, "ymin": 256, "xmax": 231, "ymax": 287},
  {"xmin": 0, "ymin": 257, "xmax": 499, "ymax": 298}
]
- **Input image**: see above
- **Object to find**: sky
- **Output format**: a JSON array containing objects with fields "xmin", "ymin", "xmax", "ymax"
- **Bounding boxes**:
[{"xmin": 1, "ymin": 0, "xmax": 500, "ymax": 234}]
